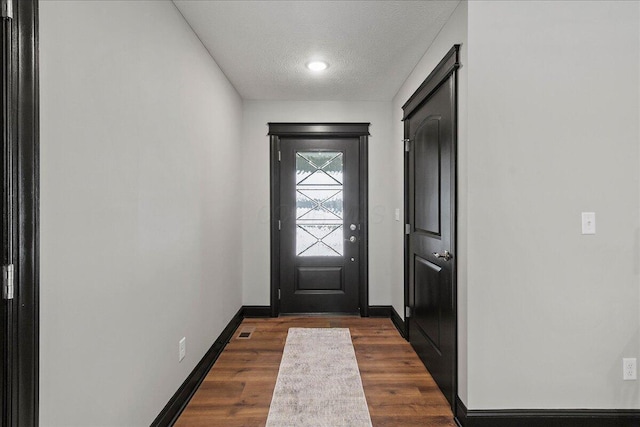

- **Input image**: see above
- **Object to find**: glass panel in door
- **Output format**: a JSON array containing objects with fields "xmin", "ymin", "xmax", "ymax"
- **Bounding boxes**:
[{"xmin": 295, "ymin": 151, "xmax": 344, "ymax": 257}]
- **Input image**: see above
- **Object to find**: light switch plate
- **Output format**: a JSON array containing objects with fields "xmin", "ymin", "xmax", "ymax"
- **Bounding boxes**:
[
  {"xmin": 581, "ymin": 212, "xmax": 596, "ymax": 235},
  {"xmin": 179, "ymin": 337, "xmax": 186, "ymax": 362}
]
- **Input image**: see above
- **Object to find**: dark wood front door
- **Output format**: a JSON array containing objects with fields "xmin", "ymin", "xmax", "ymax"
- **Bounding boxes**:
[
  {"xmin": 269, "ymin": 123, "xmax": 369, "ymax": 315},
  {"xmin": 404, "ymin": 46, "xmax": 459, "ymax": 409},
  {"xmin": 280, "ymin": 138, "xmax": 359, "ymax": 313}
]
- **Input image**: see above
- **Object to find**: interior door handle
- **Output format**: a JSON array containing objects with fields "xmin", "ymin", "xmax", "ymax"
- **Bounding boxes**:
[{"xmin": 433, "ymin": 250, "xmax": 453, "ymax": 261}]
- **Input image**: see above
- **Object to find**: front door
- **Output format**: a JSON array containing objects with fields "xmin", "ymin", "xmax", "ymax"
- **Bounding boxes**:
[
  {"xmin": 269, "ymin": 123, "xmax": 369, "ymax": 315},
  {"xmin": 404, "ymin": 46, "xmax": 459, "ymax": 408}
]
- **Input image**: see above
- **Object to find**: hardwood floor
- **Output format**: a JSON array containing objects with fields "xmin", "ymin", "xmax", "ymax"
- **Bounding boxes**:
[{"xmin": 175, "ymin": 317, "xmax": 456, "ymax": 427}]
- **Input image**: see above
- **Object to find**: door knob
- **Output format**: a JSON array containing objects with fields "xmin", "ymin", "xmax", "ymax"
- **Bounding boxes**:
[
  {"xmin": 346, "ymin": 236, "xmax": 357, "ymax": 243},
  {"xmin": 433, "ymin": 250, "xmax": 453, "ymax": 261}
]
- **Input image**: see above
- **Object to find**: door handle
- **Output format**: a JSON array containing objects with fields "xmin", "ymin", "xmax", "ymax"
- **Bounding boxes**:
[{"xmin": 433, "ymin": 250, "xmax": 453, "ymax": 261}]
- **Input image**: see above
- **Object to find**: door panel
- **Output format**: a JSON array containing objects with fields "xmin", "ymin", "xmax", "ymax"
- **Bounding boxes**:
[
  {"xmin": 414, "ymin": 118, "xmax": 441, "ymax": 236},
  {"xmin": 296, "ymin": 267, "xmax": 343, "ymax": 291},
  {"xmin": 414, "ymin": 255, "xmax": 442, "ymax": 351},
  {"xmin": 407, "ymin": 75, "xmax": 456, "ymax": 408},
  {"xmin": 280, "ymin": 138, "xmax": 360, "ymax": 313}
]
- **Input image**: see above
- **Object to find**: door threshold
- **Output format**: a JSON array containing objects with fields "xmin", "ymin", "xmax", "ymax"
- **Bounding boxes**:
[{"xmin": 279, "ymin": 312, "xmax": 361, "ymax": 317}]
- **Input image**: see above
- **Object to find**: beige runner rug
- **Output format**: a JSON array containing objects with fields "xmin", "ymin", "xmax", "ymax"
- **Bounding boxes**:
[{"xmin": 266, "ymin": 328, "xmax": 373, "ymax": 427}]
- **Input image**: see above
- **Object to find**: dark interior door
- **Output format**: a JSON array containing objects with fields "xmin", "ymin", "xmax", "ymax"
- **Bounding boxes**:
[
  {"xmin": 407, "ymin": 75, "xmax": 457, "ymax": 407},
  {"xmin": 1, "ymin": 1, "xmax": 39, "ymax": 425},
  {"xmin": 279, "ymin": 137, "xmax": 360, "ymax": 314},
  {"xmin": 0, "ymin": 9, "xmax": 10, "ymax": 419}
]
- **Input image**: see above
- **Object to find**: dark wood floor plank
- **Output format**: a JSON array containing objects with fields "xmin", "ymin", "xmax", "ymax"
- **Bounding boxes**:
[{"xmin": 175, "ymin": 316, "xmax": 455, "ymax": 427}]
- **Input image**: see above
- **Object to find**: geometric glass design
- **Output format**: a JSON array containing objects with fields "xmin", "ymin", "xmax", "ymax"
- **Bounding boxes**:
[{"xmin": 295, "ymin": 151, "xmax": 344, "ymax": 256}]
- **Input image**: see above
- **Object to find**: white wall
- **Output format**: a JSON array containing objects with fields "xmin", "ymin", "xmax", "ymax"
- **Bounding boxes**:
[
  {"xmin": 391, "ymin": 0, "xmax": 469, "ymax": 403},
  {"xmin": 466, "ymin": 0, "xmax": 640, "ymax": 409},
  {"xmin": 241, "ymin": 101, "xmax": 393, "ymax": 307},
  {"xmin": 40, "ymin": 2, "xmax": 243, "ymax": 425}
]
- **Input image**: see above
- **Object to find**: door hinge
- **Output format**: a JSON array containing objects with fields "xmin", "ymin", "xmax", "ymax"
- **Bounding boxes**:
[
  {"xmin": 1, "ymin": 0, "xmax": 13, "ymax": 19},
  {"xmin": 405, "ymin": 224, "xmax": 411, "ymax": 235},
  {"xmin": 403, "ymin": 139, "xmax": 411, "ymax": 152},
  {"xmin": 405, "ymin": 306, "xmax": 411, "ymax": 318},
  {"xmin": 278, "ymin": 220, "xmax": 281, "ymax": 230},
  {"xmin": 3, "ymin": 264, "xmax": 14, "ymax": 300},
  {"xmin": 278, "ymin": 151, "xmax": 281, "ymax": 162}
]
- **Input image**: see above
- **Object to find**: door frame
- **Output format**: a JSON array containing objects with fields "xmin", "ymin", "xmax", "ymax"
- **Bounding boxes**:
[
  {"xmin": 268, "ymin": 123, "xmax": 370, "ymax": 317},
  {"xmin": 403, "ymin": 45, "xmax": 460, "ymax": 409},
  {"xmin": 1, "ymin": 0, "xmax": 39, "ymax": 425}
]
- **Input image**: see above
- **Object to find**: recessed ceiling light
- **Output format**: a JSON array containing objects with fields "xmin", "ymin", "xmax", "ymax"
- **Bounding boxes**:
[{"xmin": 306, "ymin": 61, "xmax": 328, "ymax": 72}]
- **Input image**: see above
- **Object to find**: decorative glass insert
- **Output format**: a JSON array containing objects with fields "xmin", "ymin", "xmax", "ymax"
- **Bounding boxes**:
[{"xmin": 296, "ymin": 152, "xmax": 344, "ymax": 257}]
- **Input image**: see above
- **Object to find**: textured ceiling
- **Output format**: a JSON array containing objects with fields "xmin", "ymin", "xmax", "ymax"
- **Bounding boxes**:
[{"xmin": 173, "ymin": 0, "xmax": 460, "ymax": 101}]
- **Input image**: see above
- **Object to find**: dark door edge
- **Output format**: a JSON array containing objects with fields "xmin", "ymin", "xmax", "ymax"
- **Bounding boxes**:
[
  {"xmin": 403, "ymin": 44, "xmax": 460, "ymax": 412},
  {"xmin": 358, "ymin": 134, "xmax": 369, "ymax": 317},
  {"xmin": 268, "ymin": 123, "xmax": 370, "ymax": 318},
  {"xmin": 455, "ymin": 396, "xmax": 640, "ymax": 427},
  {"xmin": 269, "ymin": 134, "xmax": 280, "ymax": 317},
  {"xmin": 2, "ymin": 1, "xmax": 39, "ymax": 425}
]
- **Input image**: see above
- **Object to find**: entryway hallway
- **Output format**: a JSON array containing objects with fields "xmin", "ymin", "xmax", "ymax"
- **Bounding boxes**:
[{"xmin": 175, "ymin": 317, "xmax": 456, "ymax": 426}]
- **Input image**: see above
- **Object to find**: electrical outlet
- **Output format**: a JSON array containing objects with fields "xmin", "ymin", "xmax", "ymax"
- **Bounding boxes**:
[
  {"xmin": 623, "ymin": 358, "xmax": 636, "ymax": 380},
  {"xmin": 179, "ymin": 337, "xmax": 186, "ymax": 362}
]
